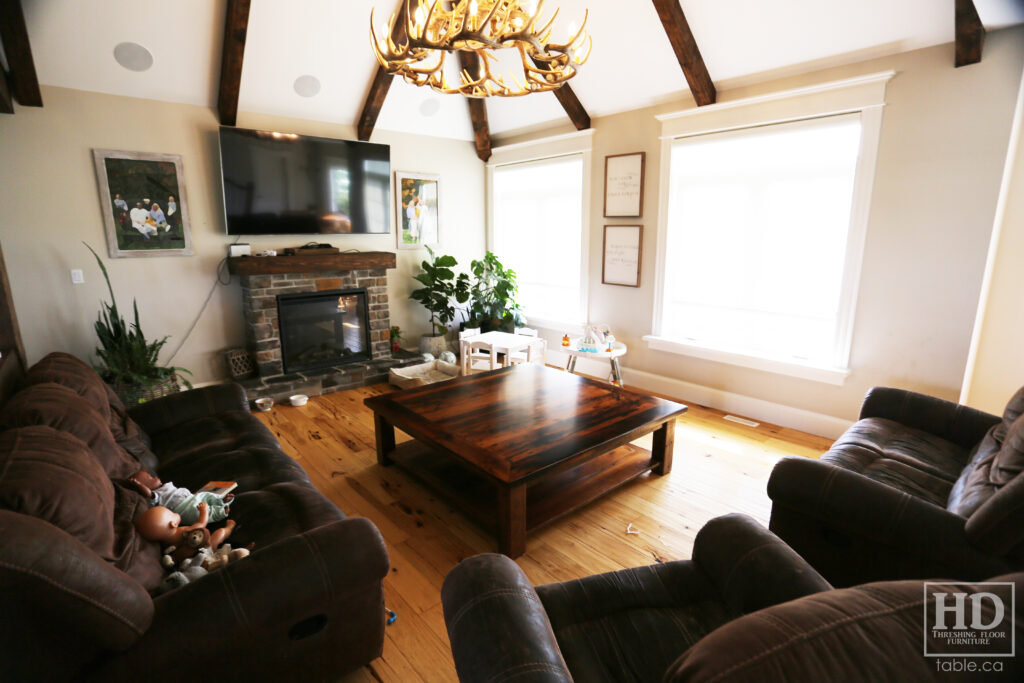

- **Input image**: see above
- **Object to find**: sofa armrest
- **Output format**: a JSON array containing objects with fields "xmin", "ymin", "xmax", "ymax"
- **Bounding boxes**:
[
  {"xmin": 692, "ymin": 513, "xmax": 831, "ymax": 615},
  {"xmin": 88, "ymin": 517, "xmax": 390, "ymax": 681},
  {"xmin": 442, "ymin": 554, "xmax": 572, "ymax": 683},
  {"xmin": 859, "ymin": 387, "xmax": 1000, "ymax": 450},
  {"xmin": 127, "ymin": 383, "xmax": 250, "ymax": 435},
  {"xmin": 768, "ymin": 457, "xmax": 1007, "ymax": 579},
  {"xmin": 0, "ymin": 511, "xmax": 153, "ymax": 680}
]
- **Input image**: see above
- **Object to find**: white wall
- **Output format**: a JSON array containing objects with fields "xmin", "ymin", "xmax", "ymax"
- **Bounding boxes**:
[
  {"xmin": 0, "ymin": 86, "xmax": 484, "ymax": 384},
  {"xmin": 497, "ymin": 27, "xmax": 1024, "ymax": 431},
  {"xmin": 962, "ymin": 63, "xmax": 1024, "ymax": 415}
]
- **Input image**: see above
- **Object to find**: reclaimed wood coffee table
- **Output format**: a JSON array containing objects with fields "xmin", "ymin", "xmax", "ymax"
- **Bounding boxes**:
[{"xmin": 364, "ymin": 363, "xmax": 687, "ymax": 557}]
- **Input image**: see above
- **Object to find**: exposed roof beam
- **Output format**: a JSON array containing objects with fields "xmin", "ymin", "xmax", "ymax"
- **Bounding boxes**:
[
  {"xmin": 650, "ymin": 0, "xmax": 716, "ymax": 106},
  {"xmin": 357, "ymin": 0, "xmax": 409, "ymax": 141},
  {"xmin": 458, "ymin": 52, "xmax": 492, "ymax": 161},
  {"xmin": 217, "ymin": 0, "xmax": 251, "ymax": 126},
  {"xmin": 552, "ymin": 84, "xmax": 590, "ymax": 130},
  {"xmin": 0, "ymin": 70, "xmax": 13, "ymax": 114},
  {"xmin": 955, "ymin": 0, "xmax": 985, "ymax": 67},
  {"xmin": 0, "ymin": 0, "xmax": 42, "ymax": 107}
]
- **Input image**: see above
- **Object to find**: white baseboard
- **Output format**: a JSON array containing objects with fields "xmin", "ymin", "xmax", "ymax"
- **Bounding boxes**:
[{"xmin": 545, "ymin": 348, "xmax": 850, "ymax": 439}]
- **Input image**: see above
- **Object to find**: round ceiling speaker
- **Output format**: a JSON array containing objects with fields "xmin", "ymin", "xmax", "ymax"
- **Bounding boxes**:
[
  {"xmin": 113, "ymin": 42, "xmax": 154, "ymax": 72},
  {"xmin": 293, "ymin": 75, "xmax": 321, "ymax": 98}
]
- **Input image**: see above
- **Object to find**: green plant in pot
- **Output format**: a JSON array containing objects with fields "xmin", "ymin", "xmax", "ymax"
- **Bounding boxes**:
[
  {"xmin": 409, "ymin": 246, "xmax": 469, "ymax": 355},
  {"xmin": 465, "ymin": 251, "xmax": 525, "ymax": 333},
  {"xmin": 85, "ymin": 243, "xmax": 192, "ymax": 403}
]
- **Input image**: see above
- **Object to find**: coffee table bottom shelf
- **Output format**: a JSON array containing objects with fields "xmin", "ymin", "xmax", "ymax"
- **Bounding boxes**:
[{"xmin": 385, "ymin": 439, "xmax": 657, "ymax": 556}]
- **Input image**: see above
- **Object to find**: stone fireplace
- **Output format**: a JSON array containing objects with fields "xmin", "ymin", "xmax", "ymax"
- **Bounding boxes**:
[{"xmin": 229, "ymin": 251, "xmax": 420, "ymax": 400}]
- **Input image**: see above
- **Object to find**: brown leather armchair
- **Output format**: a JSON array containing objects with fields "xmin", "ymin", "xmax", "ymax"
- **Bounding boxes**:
[
  {"xmin": 768, "ymin": 385, "xmax": 1024, "ymax": 587},
  {"xmin": 441, "ymin": 514, "xmax": 1024, "ymax": 682}
]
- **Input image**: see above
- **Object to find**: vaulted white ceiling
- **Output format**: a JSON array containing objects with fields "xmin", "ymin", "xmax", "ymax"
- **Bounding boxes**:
[{"xmin": 19, "ymin": 0, "xmax": 1024, "ymax": 142}]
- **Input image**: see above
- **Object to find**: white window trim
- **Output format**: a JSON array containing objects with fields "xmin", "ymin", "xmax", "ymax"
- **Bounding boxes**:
[
  {"xmin": 647, "ymin": 70, "xmax": 895, "ymax": 384},
  {"xmin": 486, "ymin": 129, "xmax": 594, "ymax": 328}
]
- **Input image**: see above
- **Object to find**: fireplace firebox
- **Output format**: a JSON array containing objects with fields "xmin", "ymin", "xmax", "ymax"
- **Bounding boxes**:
[{"xmin": 277, "ymin": 289, "xmax": 371, "ymax": 374}]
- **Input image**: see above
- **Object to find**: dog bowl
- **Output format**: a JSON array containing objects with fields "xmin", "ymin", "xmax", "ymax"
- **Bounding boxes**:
[
  {"xmin": 289, "ymin": 394, "xmax": 309, "ymax": 407},
  {"xmin": 254, "ymin": 397, "xmax": 274, "ymax": 412}
]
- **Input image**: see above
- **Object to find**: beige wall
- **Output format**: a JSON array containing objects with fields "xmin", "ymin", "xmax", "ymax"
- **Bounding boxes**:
[
  {"xmin": 962, "ymin": 63, "xmax": 1024, "ymax": 415},
  {"xmin": 497, "ymin": 27, "xmax": 1024, "ymax": 428},
  {"xmin": 0, "ymin": 87, "xmax": 484, "ymax": 384}
]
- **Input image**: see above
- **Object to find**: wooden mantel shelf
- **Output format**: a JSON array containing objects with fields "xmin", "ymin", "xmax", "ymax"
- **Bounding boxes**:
[{"xmin": 227, "ymin": 251, "xmax": 396, "ymax": 275}]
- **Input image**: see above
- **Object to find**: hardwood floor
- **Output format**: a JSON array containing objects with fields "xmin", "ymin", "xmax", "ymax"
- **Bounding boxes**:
[{"xmin": 254, "ymin": 380, "xmax": 833, "ymax": 682}]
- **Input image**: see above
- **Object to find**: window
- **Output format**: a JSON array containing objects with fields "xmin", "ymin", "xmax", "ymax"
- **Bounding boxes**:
[
  {"xmin": 657, "ymin": 113, "xmax": 863, "ymax": 375},
  {"xmin": 490, "ymin": 154, "xmax": 587, "ymax": 325}
]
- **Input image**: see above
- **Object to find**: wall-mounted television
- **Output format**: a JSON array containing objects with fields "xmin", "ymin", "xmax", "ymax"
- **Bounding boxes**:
[{"xmin": 218, "ymin": 127, "xmax": 391, "ymax": 235}]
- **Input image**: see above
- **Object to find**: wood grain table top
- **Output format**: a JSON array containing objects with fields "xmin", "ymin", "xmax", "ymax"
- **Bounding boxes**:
[{"xmin": 364, "ymin": 364, "xmax": 687, "ymax": 484}]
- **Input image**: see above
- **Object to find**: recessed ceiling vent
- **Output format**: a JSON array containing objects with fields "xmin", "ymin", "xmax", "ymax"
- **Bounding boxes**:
[{"xmin": 113, "ymin": 42, "xmax": 153, "ymax": 72}]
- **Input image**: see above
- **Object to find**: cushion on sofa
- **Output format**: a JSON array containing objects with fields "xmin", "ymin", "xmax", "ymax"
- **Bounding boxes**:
[
  {"xmin": 25, "ymin": 352, "xmax": 114, "ymax": 422},
  {"xmin": 0, "ymin": 383, "xmax": 144, "ymax": 479},
  {"xmin": 0, "ymin": 426, "xmax": 117, "ymax": 559},
  {"xmin": 822, "ymin": 417, "xmax": 966, "ymax": 507},
  {"xmin": 949, "ymin": 389, "xmax": 1024, "ymax": 517},
  {"xmin": 226, "ymin": 483, "xmax": 346, "ymax": 548}
]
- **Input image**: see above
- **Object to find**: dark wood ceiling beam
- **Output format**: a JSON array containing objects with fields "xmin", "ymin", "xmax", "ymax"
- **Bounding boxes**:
[
  {"xmin": 217, "ymin": 0, "xmax": 251, "ymax": 126},
  {"xmin": 650, "ymin": 0, "xmax": 715, "ymax": 106},
  {"xmin": 458, "ymin": 52, "xmax": 492, "ymax": 161},
  {"xmin": 552, "ymin": 84, "xmax": 590, "ymax": 130},
  {"xmin": 955, "ymin": 0, "xmax": 985, "ymax": 67},
  {"xmin": 0, "ymin": 70, "xmax": 13, "ymax": 114},
  {"xmin": 357, "ymin": 1, "xmax": 409, "ymax": 141},
  {"xmin": 0, "ymin": 0, "xmax": 42, "ymax": 107}
]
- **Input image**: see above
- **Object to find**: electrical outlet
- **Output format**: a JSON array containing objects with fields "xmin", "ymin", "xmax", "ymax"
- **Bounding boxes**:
[{"xmin": 70, "ymin": 269, "xmax": 84, "ymax": 284}]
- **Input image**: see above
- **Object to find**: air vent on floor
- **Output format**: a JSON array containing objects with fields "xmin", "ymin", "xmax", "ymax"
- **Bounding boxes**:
[{"xmin": 724, "ymin": 415, "xmax": 760, "ymax": 428}]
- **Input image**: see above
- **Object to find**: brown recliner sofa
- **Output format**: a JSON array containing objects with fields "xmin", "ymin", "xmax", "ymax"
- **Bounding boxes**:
[
  {"xmin": 441, "ymin": 513, "xmax": 1024, "ymax": 682},
  {"xmin": 768, "ymin": 385, "xmax": 1024, "ymax": 587},
  {"xmin": 0, "ymin": 353, "xmax": 389, "ymax": 682}
]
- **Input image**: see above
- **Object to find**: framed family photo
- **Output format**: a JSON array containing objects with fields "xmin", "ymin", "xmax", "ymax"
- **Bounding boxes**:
[
  {"xmin": 395, "ymin": 171, "xmax": 439, "ymax": 250},
  {"xmin": 93, "ymin": 149, "xmax": 194, "ymax": 258}
]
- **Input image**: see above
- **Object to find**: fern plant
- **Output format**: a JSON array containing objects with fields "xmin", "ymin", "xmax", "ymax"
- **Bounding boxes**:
[{"xmin": 85, "ymin": 243, "xmax": 191, "ymax": 390}]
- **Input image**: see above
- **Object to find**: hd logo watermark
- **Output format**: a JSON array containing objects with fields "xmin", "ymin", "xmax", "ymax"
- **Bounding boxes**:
[{"xmin": 924, "ymin": 582, "xmax": 1015, "ymax": 673}]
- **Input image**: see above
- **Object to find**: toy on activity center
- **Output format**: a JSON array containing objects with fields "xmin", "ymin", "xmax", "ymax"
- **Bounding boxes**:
[{"xmin": 579, "ymin": 324, "xmax": 615, "ymax": 353}]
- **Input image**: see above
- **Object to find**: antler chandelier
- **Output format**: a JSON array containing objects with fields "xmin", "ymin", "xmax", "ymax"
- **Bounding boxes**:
[{"xmin": 370, "ymin": 0, "xmax": 592, "ymax": 98}]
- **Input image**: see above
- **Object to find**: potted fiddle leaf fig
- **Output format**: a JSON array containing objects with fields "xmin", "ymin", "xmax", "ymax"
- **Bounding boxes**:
[
  {"xmin": 464, "ymin": 251, "xmax": 525, "ymax": 333},
  {"xmin": 409, "ymin": 246, "xmax": 469, "ymax": 355},
  {"xmin": 85, "ymin": 243, "xmax": 192, "ymax": 403}
]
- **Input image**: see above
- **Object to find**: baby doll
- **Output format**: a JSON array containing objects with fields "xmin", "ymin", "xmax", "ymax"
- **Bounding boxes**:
[
  {"xmin": 129, "ymin": 470, "xmax": 234, "ymax": 525},
  {"xmin": 135, "ymin": 501, "xmax": 237, "ymax": 566}
]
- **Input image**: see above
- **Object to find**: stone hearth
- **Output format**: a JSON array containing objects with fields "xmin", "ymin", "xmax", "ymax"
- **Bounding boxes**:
[{"xmin": 229, "ymin": 253, "xmax": 421, "ymax": 401}]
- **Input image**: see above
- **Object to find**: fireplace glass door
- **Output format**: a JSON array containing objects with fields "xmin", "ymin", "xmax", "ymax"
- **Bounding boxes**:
[{"xmin": 277, "ymin": 289, "xmax": 371, "ymax": 373}]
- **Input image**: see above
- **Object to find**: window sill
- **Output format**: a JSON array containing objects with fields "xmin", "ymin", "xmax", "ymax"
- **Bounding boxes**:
[
  {"xmin": 642, "ymin": 335, "xmax": 850, "ymax": 386},
  {"xmin": 522, "ymin": 316, "xmax": 586, "ymax": 336}
]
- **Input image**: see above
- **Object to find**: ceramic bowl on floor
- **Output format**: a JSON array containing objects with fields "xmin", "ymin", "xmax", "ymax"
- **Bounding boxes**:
[
  {"xmin": 254, "ymin": 397, "xmax": 274, "ymax": 412},
  {"xmin": 289, "ymin": 394, "xmax": 309, "ymax": 407}
]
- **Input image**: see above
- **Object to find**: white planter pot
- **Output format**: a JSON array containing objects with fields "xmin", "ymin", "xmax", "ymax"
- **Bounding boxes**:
[{"xmin": 418, "ymin": 334, "xmax": 449, "ymax": 357}]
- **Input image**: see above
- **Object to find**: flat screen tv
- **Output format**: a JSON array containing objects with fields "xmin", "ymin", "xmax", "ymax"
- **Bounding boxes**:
[{"xmin": 219, "ymin": 127, "xmax": 391, "ymax": 235}]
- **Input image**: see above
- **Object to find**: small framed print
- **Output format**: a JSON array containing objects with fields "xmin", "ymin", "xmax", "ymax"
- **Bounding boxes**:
[
  {"xmin": 93, "ymin": 149, "xmax": 194, "ymax": 258},
  {"xmin": 602, "ymin": 225, "xmax": 642, "ymax": 287},
  {"xmin": 395, "ymin": 171, "xmax": 440, "ymax": 249},
  {"xmin": 604, "ymin": 152, "xmax": 645, "ymax": 218}
]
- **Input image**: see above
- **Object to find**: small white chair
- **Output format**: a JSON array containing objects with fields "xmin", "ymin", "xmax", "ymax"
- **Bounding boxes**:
[
  {"xmin": 510, "ymin": 328, "xmax": 546, "ymax": 366},
  {"xmin": 461, "ymin": 340, "xmax": 498, "ymax": 375},
  {"xmin": 459, "ymin": 327, "xmax": 490, "ymax": 370}
]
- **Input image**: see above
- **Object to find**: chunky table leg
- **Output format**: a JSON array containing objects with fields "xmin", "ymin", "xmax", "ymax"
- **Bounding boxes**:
[
  {"xmin": 651, "ymin": 418, "xmax": 675, "ymax": 475},
  {"xmin": 498, "ymin": 483, "xmax": 527, "ymax": 558},
  {"xmin": 374, "ymin": 413, "xmax": 396, "ymax": 466}
]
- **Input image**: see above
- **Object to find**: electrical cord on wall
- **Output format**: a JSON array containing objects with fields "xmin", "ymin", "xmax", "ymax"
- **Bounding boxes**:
[{"xmin": 166, "ymin": 238, "xmax": 239, "ymax": 364}]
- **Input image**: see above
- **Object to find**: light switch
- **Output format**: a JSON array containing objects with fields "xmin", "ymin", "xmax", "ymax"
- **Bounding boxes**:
[{"xmin": 70, "ymin": 269, "xmax": 84, "ymax": 284}]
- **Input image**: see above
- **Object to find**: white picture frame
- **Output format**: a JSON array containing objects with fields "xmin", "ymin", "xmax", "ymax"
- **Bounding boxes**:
[{"xmin": 395, "ymin": 171, "xmax": 440, "ymax": 250}]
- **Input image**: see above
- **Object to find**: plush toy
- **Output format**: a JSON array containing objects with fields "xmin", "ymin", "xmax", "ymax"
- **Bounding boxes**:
[
  {"xmin": 438, "ymin": 350, "xmax": 457, "ymax": 364},
  {"xmin": 136, "ymin": 501, "xmax": 237, "ymax": 566},
  {"xmin": 155, "ymin": 543, "xmax": 252, "ymax": 595}
]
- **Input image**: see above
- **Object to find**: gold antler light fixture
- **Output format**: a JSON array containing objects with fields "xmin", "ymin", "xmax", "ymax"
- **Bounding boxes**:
[{"xmin": 370, "ymin": 0, "xmax": 592, "ymax": 98}]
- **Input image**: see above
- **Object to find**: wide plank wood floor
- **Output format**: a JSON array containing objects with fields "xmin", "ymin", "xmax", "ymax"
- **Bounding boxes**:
[{"xmin": 254, "ymin": 380, "xmax": 833, "ymax": 682}]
